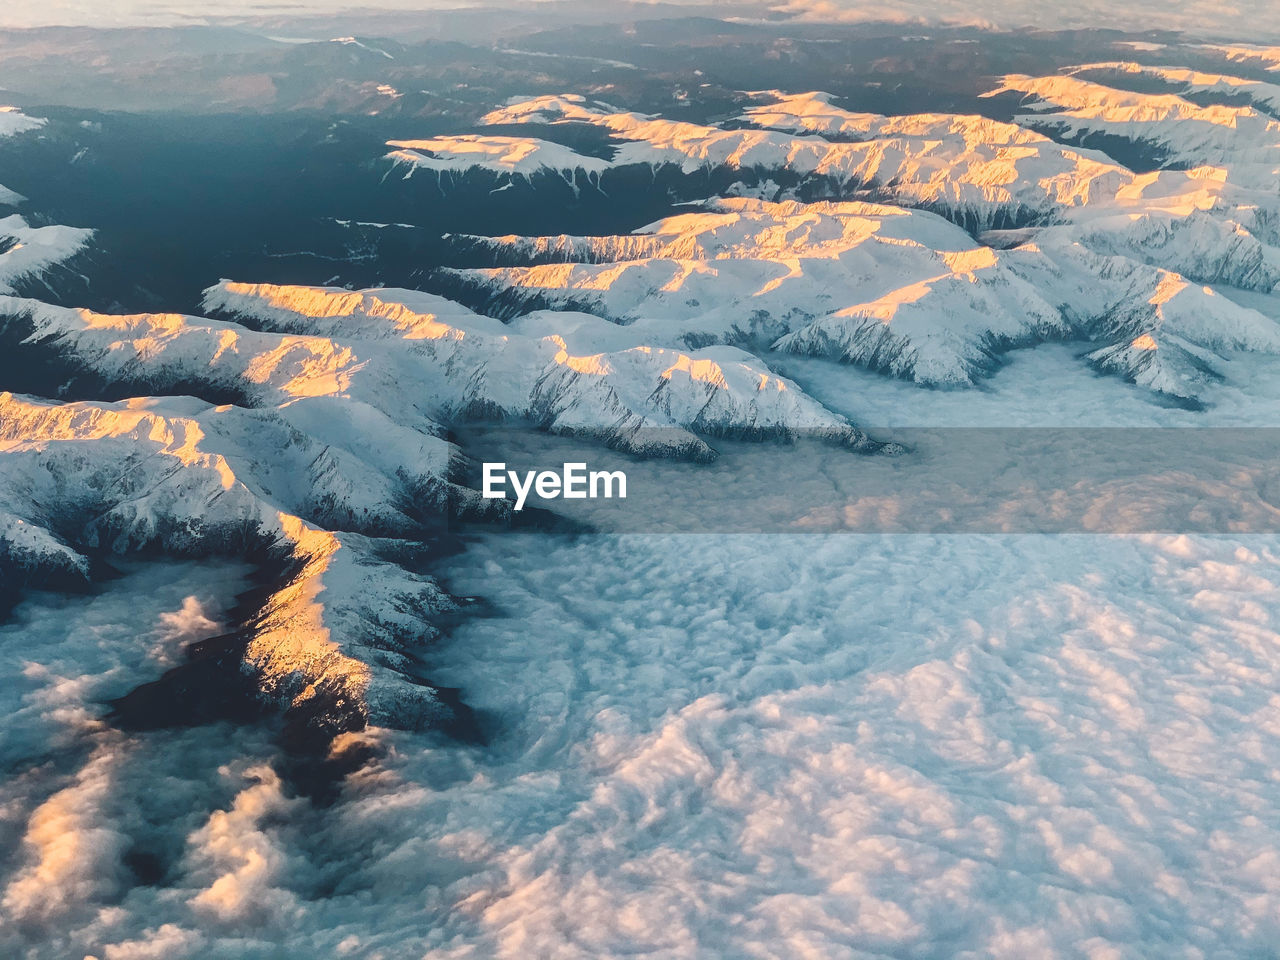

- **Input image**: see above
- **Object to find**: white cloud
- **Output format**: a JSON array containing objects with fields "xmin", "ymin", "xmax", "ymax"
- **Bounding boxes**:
[
  {"xmin": 2, "ymin": 743, "xmax": 130, "ymax": 925},
  {"xmin": 370, "ymin": 531, "xmax": 1280, "ymax": 957},
  {"xmin": 100, "ymin": 925, "xmax": 206, "ymax": 960},
  {"xmin": 149, "ymin": 596, "xmax": 223, "ymax": 667},
  {"xmin": 5, "ymin": 530, "xmax": 1280, "ymax": 958},
  {"xmin": 184, "ymin": 764, "xmax": 304, "ymax": 926}
]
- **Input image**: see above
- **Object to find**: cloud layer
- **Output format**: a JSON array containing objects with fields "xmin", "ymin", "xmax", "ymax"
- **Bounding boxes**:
[{"xmin": 8, "ymin": 531, "xmax": 1280, "ymax": 958}]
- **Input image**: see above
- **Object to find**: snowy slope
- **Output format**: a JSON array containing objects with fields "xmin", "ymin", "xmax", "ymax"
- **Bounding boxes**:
[
  {"xmin": 0, "ymin": 391, "xmax": 462, "ymax": 731},
  {"xmin": 1199, "ymin": 43, "xmax": 1280, "ymax": 73},
  {"xmin": 0, "ymin": 106, "xmax": 44, "ymax": 139},
  {"xmin": 201, "ymin": 281, "xmax": 871, "ymax": 454},
  {"xmin": 439, "ymin": 196, "xmax": 1280, "ymax": 398},
  {"xmin": 1000, "ymin": 210, "xmax": 1280, "ymax": 293},
  {"xmin": 0, "ymin": 216, "xmax": 94, "ymax": 296},
  {"xmin": 989, "ymin": 72, "xmax": 1280, "ymax": 186},
  {"xmin": 385, "ymin": 135, "xmax": 611, "ymax": 194},
  {"xmin": 1068, "ymin": 61, "xmax": 1280, "ymax": 115},
  {"xmin": 475, "ymin": 92, "xmax": 1143, "ymax": 229},
  {"xmin": 0, "ymin": 110, "xmax": 95, "ymax": 290},
  {"xmin": 740, "ymin": 89, "xmax": 1044, "ymax": 144},
  {"xmin": 470, "ymin": 90, "xmax": 1280, "ymax": 241},
  {"xmin": 444, "ymin": 198, "xmax": 1067, "ymax": 385},
  {"xmin": 741, "ymin": 89, "xmax": 1280, "ymax": 234},
  {"xmin": 375, "ymin": 84, "xmax": 1280, "ymax": 400},
  {"xmin": 0, "ymin": 109, "xmax": 49, "ymax": 207},
  {"xmin": 1, "ymin": 289, "xmax": 863, "ymax": 463}
]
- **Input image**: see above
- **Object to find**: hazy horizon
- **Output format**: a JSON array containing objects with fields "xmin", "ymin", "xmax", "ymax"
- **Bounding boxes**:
[{"xmin": 4, "ymin": 0, "xmax": 1280, "ymax": 42}]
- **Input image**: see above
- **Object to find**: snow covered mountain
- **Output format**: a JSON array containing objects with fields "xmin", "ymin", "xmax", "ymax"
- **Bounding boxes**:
[
  {"xmin": 1202, "ymin": 43, "xmax": 1280, "ymax": 72},
  {"xmin": 438, "ymin": 196, "xmax": 1280, "ymax": 400},
  {"xmin": 386, "ymin": 134, "xmax": 611, "ymax": 194},
  {"xmin": 989, "ymin": 72, "xmax": 1280, "ymax": 182},
  {"xmin": 0, "ymin": 390, "xmax": 465, "ymax": 731},
  {"xmin": 371, "ymin": 82, "xmax": 1280, "ymax": 403},
  {"xmin": 1066, "ymin": 61, "xmax": 1280, "ymax": 116},
  {"xmin": 0, "ymin": 282, "xmax": 875, "ymax": 730},
  {"xmin": 0, "ymin": 110, "xmax": 41, "ymax": 208},
  {"xmin": 8, "ymin": 49, "xmax": 1280, "ymax": 737},
  {"xmin": 0, "ymin": 216, "xmax": 93, "ymax": 297},
  {"xmin": 0, "ymin": 109, "xmax": 93, "ymax": 294},
  {"xmin": 442, "ymin": 197, "xmax": 1068, "ymax": 386},
  {"xmin": 200, "ymin": 281, "xmax": 870, "ymax": 455},
  {"xmin": 438, "ymin": 91, "xmax": 1139, "ymax": 229},
  {"xmin": 463, "ymin": 89, "xmax": 1280, "ymax": 236}
]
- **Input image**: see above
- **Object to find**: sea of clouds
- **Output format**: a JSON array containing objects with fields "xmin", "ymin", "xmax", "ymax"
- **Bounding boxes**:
[{"xmin": 4, "ymin": 529, "xmax": 1280, "ymax": 958}]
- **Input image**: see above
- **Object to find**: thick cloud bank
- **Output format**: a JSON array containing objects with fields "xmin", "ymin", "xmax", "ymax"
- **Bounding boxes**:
[{"xmin": 6, "ymin": 534, "xmax": 1280, "ymax": 958}]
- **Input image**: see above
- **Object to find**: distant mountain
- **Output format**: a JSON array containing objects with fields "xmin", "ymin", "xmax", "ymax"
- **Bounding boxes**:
[{"xmin": 408, "ymin": 83, "xmax": 1280, "ymax": 402}]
